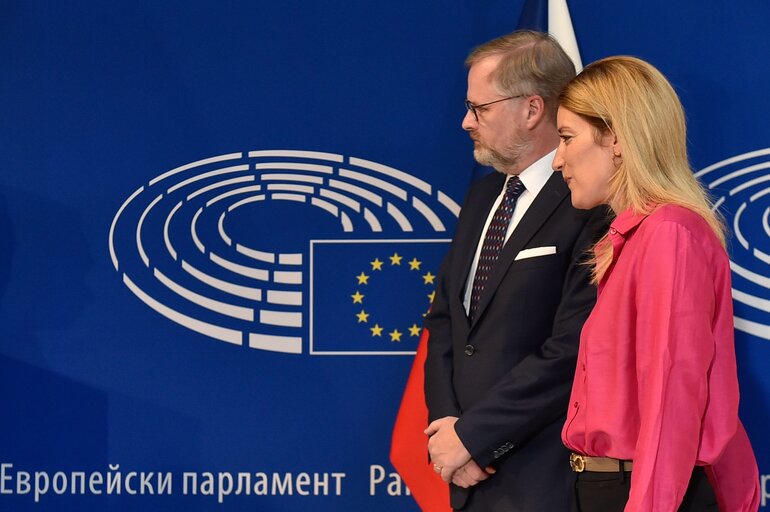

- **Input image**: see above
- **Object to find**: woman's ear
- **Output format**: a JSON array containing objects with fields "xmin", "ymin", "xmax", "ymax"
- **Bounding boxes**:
[
  {"xmin": 611, "ymin": 135, "xmax": 621, "ymax": 158},
  {"xmin": 611, "ymin": 136, "xmax": 624, "ymax": 168}
]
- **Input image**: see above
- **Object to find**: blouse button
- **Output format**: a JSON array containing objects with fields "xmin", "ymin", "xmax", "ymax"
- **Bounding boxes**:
[
  {"xmin": 573, "ymin": 401, "xmax": 579, "ymax": 408},
  {"xmin": 609, "ymin": 228, "xmax": 617, "ymax": 235}
]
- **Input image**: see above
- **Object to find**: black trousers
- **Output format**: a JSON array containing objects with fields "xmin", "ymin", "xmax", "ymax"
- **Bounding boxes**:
[{"xmin": 575, "ymin": 466, "xmax": 718, "ymax": 512}]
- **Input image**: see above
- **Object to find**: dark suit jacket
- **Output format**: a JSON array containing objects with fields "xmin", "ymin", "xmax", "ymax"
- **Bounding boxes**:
[{"xmin": 424, "ymin": 170, "xmax": 608, "ymax": 511}]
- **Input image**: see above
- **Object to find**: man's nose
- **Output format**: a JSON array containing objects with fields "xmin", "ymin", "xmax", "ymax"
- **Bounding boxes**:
[{"xmin": 461, "ymin": 109, "xmax": 477, "ymax": 131}]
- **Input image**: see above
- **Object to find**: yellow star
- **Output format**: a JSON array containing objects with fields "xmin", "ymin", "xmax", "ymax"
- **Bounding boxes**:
[
  {"xmin": 370, "ymin": 324, "xmax": 383, "ymax": 337},
  {"xmin": 423, "ymin": 272, "xmax": 436, "ymax": 285},
  {"xmin": 389, "ymin": 329, "xmax": 403, "ymax": 342},
  {"xmin": 427, "ymin": 291, "xmax": 436, "ymax": 303},
  {"xmin": 370, "ymin": 258, "xmax": 384, "ymax": 271},
  {"xmin": 356, "ymin": 310, "xmax": 369, "ymax": 323},
  {"xmin": 409, "ymin": 324, "xmax": 421, "ymax": 337},
  {"xmin": 389, "ymin": 252, "xmax": 403, "ymax": 265},
  {"xmin": 351, "ymin": 291, "xmax": 364, "ymax": 304},
  {"xmin": 356, "ymin": 272, "xmax": 369, "ymax": 285},
  {"xmin": 408, "ymin": 258, "xmax": 422, "ymax": 270}
]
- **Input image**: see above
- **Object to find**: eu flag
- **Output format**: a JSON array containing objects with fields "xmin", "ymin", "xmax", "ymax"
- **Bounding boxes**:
[{"xmin": 310, "ymin": 239, "xmax": 449, "ymax": 355}]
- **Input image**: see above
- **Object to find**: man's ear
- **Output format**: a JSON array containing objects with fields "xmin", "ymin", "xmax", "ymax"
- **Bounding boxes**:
[{"xmin": 525, "ymin": 95, "xmax": 546, "ymax": 129}]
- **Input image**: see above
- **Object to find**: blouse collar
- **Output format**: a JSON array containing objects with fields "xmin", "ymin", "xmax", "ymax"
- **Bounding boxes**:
[{"xmin": 609, "ymin": 207, "xmax": 650, "ymax": 237}]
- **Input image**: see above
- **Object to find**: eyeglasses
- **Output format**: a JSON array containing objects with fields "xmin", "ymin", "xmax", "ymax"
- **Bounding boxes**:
[{"xmin": 464, "ymin": 95, "xmax": 524, "ymax": 122}]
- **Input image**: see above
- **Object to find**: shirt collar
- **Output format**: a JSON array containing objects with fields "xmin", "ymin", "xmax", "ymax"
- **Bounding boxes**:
[
  {"xmin": 610, "ymin": 207, "xmax": 649, "ymax": 237},
  {"xmin": 505, "ymin": 149, "xmax": 555, "ymax": 197}
]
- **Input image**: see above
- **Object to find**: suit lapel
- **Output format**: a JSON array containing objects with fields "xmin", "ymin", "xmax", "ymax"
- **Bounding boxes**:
[{"xmin": 470, "ymin": 172, "xmax": 569, "ymax": 329}]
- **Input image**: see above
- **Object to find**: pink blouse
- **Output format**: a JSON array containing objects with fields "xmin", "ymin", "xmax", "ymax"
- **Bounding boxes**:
[{"xmin": 562, "ymin": 205, "xmax": 759, "ymax": 511}]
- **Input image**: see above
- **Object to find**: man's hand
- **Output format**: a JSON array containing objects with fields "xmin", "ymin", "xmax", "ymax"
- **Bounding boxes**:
[
  {"xmin": 424, "ymin": 416, "xmax": 472, "ymax": 482},
  {"xmin": 451, "ymin": 460, "xmax": 496, "ymax": 488}
]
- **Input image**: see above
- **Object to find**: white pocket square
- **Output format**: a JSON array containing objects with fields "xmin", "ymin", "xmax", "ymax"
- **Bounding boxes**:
[{"xmin": 514, "ymin": 246, "xmax": 557, "ymax": 261}]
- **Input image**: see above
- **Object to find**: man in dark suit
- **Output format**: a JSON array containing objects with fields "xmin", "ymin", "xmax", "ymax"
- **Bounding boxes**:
[{"xmin": 424, "ymin": 31, "xmax": 607, "ymax": 511}]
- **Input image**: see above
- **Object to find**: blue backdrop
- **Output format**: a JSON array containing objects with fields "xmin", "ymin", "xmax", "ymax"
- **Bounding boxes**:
[{"xmin": 1, "ymin": 1, "xmax": 769, "ymax": 510}]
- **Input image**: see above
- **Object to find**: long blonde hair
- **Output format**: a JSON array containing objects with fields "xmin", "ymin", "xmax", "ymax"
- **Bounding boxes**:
[{"xmin": 558, "ymin": 56, "xmax": 725, "ymax": 282}]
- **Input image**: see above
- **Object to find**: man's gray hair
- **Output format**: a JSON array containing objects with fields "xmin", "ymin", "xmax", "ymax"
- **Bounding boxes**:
[{"xmin": 466, "ymin": 30, "xmax": 576, "ymax": 119}]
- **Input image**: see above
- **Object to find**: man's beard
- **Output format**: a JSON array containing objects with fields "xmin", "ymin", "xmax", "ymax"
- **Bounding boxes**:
[{"xmin": 472, "ymin": 136, "xmax": 531, "ymax": 174}]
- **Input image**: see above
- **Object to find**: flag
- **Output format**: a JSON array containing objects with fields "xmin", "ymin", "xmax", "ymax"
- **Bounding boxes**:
[
  {"xmin": 390, "ymin": 2, "xmax": 583, "ymax": 510},
  {"xmin": 390, "ymin": 328, "xmax": 450, "ymax": 511},
  {"xmin": 516, "ymin": 0, "xmax": 582, "ymax": 71}
]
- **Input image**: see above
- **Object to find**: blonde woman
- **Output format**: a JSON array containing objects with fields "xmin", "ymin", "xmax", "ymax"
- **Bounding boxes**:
[{"xmin": 552, "ymin": 56, "xmax": 759, "ymax": 511}]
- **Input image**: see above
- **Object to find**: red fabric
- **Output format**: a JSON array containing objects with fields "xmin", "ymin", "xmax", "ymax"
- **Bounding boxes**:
[{"xmin": 390, "ymin": 329, "xmax": 451, "ymax": 511}]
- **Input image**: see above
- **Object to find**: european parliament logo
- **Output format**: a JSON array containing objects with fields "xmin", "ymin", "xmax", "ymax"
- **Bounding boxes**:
[
  {"xmin": 697, "ymin": 147, "xmax": 770, "ymax": 340},
  {"xmin": 108, "ymin": 150, "xmax": 458, "ymax": 355}
]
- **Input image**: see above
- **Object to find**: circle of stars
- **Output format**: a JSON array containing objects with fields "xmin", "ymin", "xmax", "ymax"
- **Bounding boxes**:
[{"xmin": 351, "ymin": 252, "xmax": 436, "ymax": 342}]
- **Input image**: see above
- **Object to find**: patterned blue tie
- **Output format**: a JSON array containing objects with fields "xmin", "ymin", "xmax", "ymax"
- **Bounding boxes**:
[{"xmin": 470, "ymin": 176, "xmax": 526, "ymax": 321}]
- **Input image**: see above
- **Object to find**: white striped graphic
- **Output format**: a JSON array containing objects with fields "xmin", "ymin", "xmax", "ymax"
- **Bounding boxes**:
[{"xmin": 698, "ymin": 148, "xmax": 770, "ymax": 341}]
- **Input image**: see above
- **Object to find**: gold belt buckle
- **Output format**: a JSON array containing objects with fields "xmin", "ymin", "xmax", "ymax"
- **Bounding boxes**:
[{"xmin": 570, "ymin": 453, "xmax": 585, "ymax": 472}]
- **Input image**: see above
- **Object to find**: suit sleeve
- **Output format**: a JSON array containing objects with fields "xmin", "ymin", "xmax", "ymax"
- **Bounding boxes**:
[
  {"xmin": 453, "ymin": 206, "xmax": 607, "ymax": 468},
  {"xmin": 423, "ymin": 211, "xmax": 466, "ymax": 422},
  {"xmin": 423, "ymin": 178, "xmax": 498, "ymax": 422}
]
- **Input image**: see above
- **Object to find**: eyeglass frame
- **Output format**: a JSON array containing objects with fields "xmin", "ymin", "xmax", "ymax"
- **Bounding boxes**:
[{"xmin": 464, "ymin": 95, "xmax": 525, "ymax": 122}]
